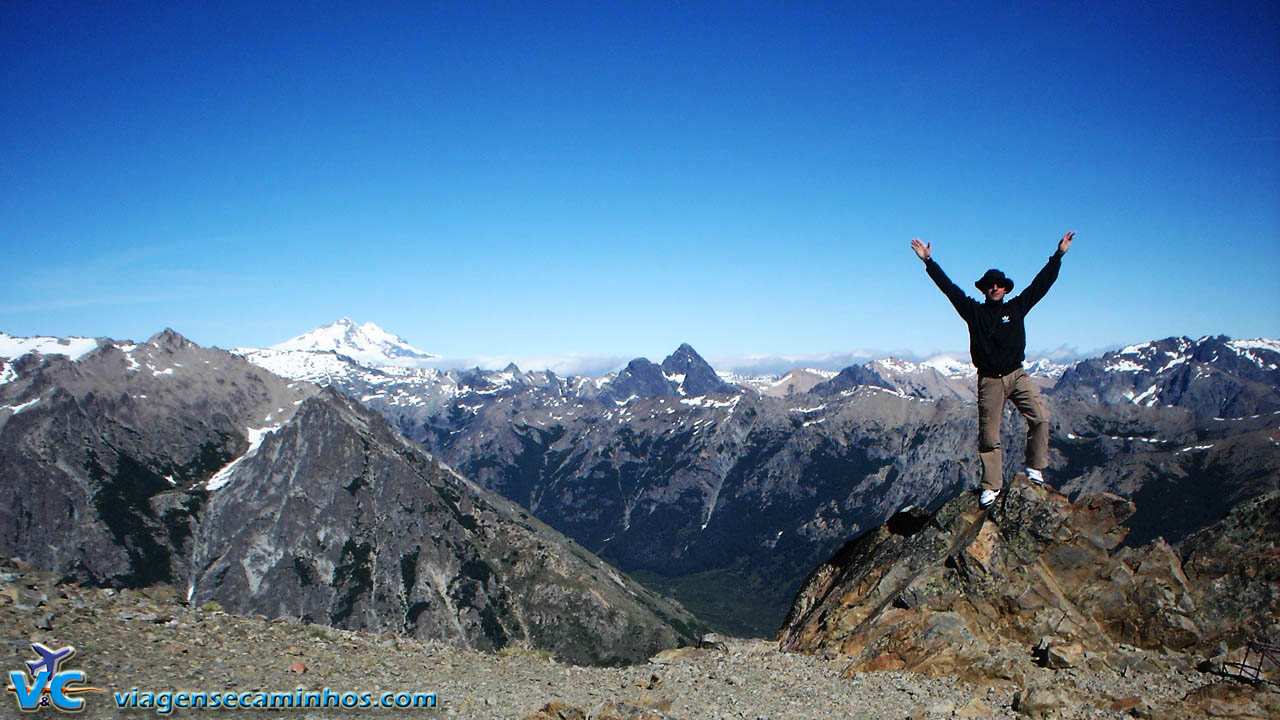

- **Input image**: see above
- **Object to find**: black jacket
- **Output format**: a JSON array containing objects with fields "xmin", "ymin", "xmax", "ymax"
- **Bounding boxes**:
[{"xmin": 924, "ymin": 251, "xmax": 1063, "ymax": 377}]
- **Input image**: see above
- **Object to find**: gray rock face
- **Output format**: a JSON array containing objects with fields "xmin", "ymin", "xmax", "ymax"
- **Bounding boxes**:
[
  {"xmin": 0, "ymin": 332, "xmax": 702, "ymax": 664},
  {"xmin": 609, "ymin": 358, "xmax": 679, "ymax": 401},
  {"xmin": 660, "ymin": 344, "xmax": 738, "ymax": 397},
  {"xmin": 0, "ymin": 329, "xmax": 313, "ymax": 586}
]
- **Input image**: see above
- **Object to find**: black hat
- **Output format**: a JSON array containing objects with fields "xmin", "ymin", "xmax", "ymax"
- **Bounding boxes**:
[{"xmin": 975, "ymin": 269, "xmax": 1014, "ymax": 293}]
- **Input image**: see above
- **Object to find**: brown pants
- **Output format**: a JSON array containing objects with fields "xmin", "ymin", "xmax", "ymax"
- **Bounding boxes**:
[{"xmin": 977, "ymin": 368, "xmax": 1050, "ymax": 490}]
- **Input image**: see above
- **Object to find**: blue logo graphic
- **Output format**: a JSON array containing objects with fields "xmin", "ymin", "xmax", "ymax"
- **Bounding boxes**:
[{"xmin": 6, "ymin": 643, "xmax": 104, "ymax": 713}]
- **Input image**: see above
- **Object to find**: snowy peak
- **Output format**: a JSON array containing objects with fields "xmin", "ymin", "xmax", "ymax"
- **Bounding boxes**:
[
  {"xmin": 1053, "ymin": 335, "xmax": 1280, "ymax": 417},
  {"xmin": 0, "ymin": 332, "xmax": 104, "ymax": 362},
  {"xmin": 271, "ymin": 318, "xmax": 439, "ymax": 368}
]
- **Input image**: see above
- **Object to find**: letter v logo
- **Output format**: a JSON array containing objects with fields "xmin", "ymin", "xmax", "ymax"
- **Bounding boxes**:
[{"xmin": 9, "ymin": 669, "xmax": 48, "ymax": 710}]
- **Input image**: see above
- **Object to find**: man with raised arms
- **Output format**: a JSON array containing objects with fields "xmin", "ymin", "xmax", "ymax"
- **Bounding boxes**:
[{"xmin": 911, "ymin": 232, "xmax": 1074, "ymax": 507}]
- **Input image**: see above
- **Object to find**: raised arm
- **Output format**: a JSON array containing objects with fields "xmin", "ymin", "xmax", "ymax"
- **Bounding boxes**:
[
  {"xmin": 1018, "ymin": 232, "xmax": 1074, "ymax": 311},
  {"xmin": 912, "ymin": 238, "xmax": 973, "ymax": 320}
]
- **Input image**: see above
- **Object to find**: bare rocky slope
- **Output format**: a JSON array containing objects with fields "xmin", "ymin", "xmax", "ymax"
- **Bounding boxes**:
[
  {"xmin": 0, "ymin": 331, "xmax": 702, "ymax": 665},
  {"xmin": 2, "ymin": 554, "xmax": 1274, "ymax": 719}
]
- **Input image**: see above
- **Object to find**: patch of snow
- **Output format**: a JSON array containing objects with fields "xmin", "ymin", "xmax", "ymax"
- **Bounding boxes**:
[
  {"xmin": 1106, "ymin": 359, "xmax": 1145, "ymax": 373},
  {"xmin": 0, "ymin": 333, "xmax": 100, "ymax": 361},
  {"xmin": 1129, "ymin": 385, "xmax": 1159, "ymax": 406},
  {"xmin": 1228, "ymin": 338, "xmax": 1280, "ymax": 353},
  {"xmin": 872, "ymin": 357, "xmax": 921, "ymax": 375},
  {"xmin": 921, "ymin": 354, "xmax": 975, "ymax": 378},
  {"xmin": 205, "ymin": 424, "xmax": 283, "ymax": 491},
  {"xmin": 3, "ymin": 397, "xmax": 40, "ymax": 414},
  {"xmin": 0, "ymin": 361, "xmax": 14, "ymax": 386},
  {"xmin": 790, "ymin": 405, "xmax": 827, "ymax": 414}
]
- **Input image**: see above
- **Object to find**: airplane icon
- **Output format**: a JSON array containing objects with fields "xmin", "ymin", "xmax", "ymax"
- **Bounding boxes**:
[{"xmin": 25, "ymin": 643, "xmax": 75, "ymax": 679}]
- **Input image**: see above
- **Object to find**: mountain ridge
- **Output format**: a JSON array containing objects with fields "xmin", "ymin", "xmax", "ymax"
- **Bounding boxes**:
[{"xmin": 0, "ymin": 330, "xmax": 702, "ymax": 664}]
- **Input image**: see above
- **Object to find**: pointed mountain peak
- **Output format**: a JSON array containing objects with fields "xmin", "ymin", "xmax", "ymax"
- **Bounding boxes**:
[
  {"xmin": 661, "ymin": 344, "xmax": 737, "ymax": 396},
  {"xmin": 661, "ymin": 343, "xmax": 709, "ymax": 370},
  {"xmin": 147, "ymin": 328, "xmax": 193, "ymax": 350},
  {"xmin": 271, "ymin": 319, "xmax": 440, "ymax": 368}
]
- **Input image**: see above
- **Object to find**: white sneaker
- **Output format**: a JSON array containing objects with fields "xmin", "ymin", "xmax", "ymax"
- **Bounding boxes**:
[
  {"xmin": 979, "ymin": 489, "xmax": 1000, "ymax": 507},
  {"xmin": 1026, "ymin": 468, "xmax": 1045, "ymax": 485}
]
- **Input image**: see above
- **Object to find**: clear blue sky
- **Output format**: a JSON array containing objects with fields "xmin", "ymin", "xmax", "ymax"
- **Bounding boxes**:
[{"xmin": 3, "ymin": 1, "xmax": 1277, "ymax": 370}]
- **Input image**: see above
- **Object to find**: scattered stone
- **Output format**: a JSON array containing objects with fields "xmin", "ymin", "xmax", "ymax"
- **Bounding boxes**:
[
  {"xmin": 525, "ymin": 701, "xmax": 588, "ymax": 720},
  {"xmin": 0, "ymin": 556, "xmax": 1224, "ymax": 720},
  {"xmin": 1014, "ymin": 684, "xmax": 1068, "ymax": 718},
  {"xmin": 1108, "ymin": 695, "xmax": 1141, "ymax": 712},
  {"xmin": 955, "ymin": 696, "xmax": 992, "ymax": 717},
  {"xmin": 1174, "ymin": 682, "xmax": 1280, "ymax": 720},
  {"xmin": 697, "ymin": 633, "xmax": 728, "ymax": 652}
]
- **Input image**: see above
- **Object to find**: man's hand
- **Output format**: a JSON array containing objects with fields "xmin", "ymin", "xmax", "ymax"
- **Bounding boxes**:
[
  {"xmin": 911, "ymin": 238, "xmax": 931, "ymax": 262},
  {"xmin": 1058, "ymin": 231, "xmax": 1074, "ymax": 255}
]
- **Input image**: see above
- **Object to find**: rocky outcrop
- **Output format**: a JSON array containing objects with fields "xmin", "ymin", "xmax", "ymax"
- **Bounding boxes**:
[
  {"xmin": 1180, "ymin": 491, "xmax": 1280, "ymax": 650},
  {"xmin": 777, "ymin": 478, "xmax": 1277, "ymax": 681}
]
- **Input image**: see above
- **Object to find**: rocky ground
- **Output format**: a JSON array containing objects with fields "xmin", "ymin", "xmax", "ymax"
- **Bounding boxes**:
[{"xmin": 3, "ymin": 560, "xmax": 1276, "ymax": 719}]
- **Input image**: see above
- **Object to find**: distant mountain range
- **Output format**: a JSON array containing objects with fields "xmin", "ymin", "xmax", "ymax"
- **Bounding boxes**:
[
  {"xmin": 222, "ymin": 322, "xmax": 1280, "ymax": 634},
  {"xmin": 3, "ymin": 322, "xmax": 1277, "ymax": 638},
  {"xmin": 0, "ymin": 330, "xmax": 701, "ymax": 664}
]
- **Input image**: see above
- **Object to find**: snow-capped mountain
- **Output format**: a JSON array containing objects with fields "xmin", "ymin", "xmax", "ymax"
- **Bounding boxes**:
[
  {"xmin": 728, "ymin": 368, "xmax": 839, "ymax": 397},
  {"xmin": 1052, "ymin": 336, "xmax": 1280, "ymax": 417},
  {"xmin": 269, "ymin": 318, "xmax": 439, "ymax": 368}
]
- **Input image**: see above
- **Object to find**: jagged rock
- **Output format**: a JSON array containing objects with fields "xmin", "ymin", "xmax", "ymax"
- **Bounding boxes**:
[
  {"xmin": 1034, "ymin": 636, "xmax": 1086, "ymax": 669},
  {"xmin": 776, "ymin": 477, "xmax": 1236, "ymax": 679},
  {"xmin": 1179, "ymin": 492, "xmax": 1280, "ymax": 651},
  {"xmin": 697, "ymin": 633, "xmax": 728, "ymax": 651}
]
